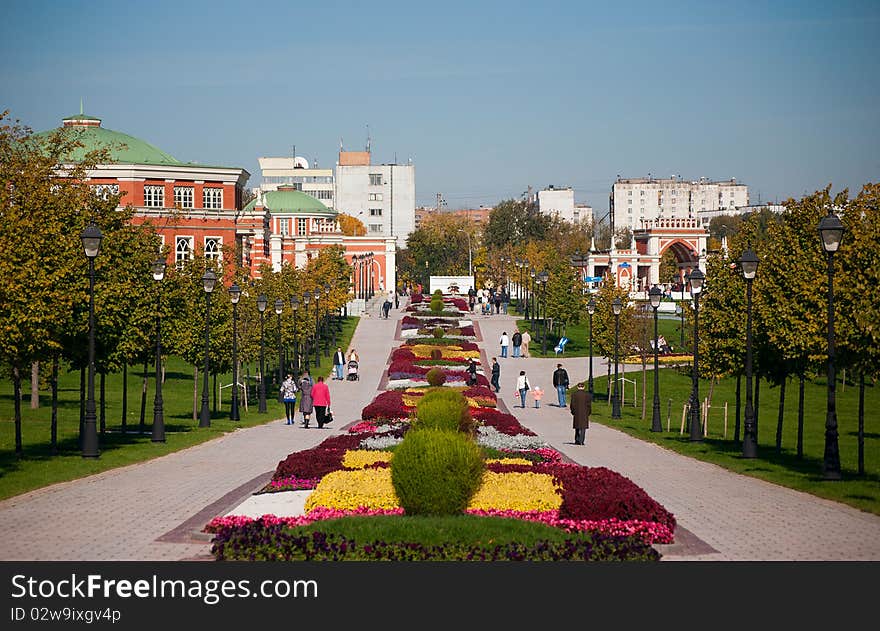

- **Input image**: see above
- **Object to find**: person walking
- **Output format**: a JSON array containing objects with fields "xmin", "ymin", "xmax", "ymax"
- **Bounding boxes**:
[
  {"xmin": 348, "ymin": 348, "xmax": 360, "ymax": 364},
  {"xmin": 280, "ymin": 373, "xmax": 298, "ymax": 425},
  {"xmin": 490, "ymin": 357, "xmax": 501, "ymax": 393},
  {"xmin": 521, "ymin": 330, "xmax": 531, "ymax": 358},
  {"xmin": 382, "ymin": 296, "xmax": 392, "ymax": 319},
  {"xmin": 466, "ymin": 357, "xmax": 479, "ymax": 386},
  {"xmin": 494, "ymin": 293, "xmax": 502, "ymax": 315},
  {"xmin": 332, "ymin": 347, "xmax": 346, "ymax": 380},
  {"xmin": 501, "ymin": 288, "xmax": 509, "ymax": 314},
  {"xmin": 531, "ymin": 385, "xmax": 544, "ymax": 408},
  {"xmin": 311, "ymin": 375, "xmax": 331, "ymax": 428},
  {"xmin": 515, "ymin": 370, "xmax": 530, "ymax": 408},
  {"xmin": 298, "ymin": 371, "xmax": 314, "ymax": 428},
  {"xmin": 499, "ymin": 331, "xmax": 509, "ymax": 358},
  {"xmin": 511, "ymin": 330, "xmax": 522, "ymax": 358},
  {"xmin": 570, "ymin": 382, "xmax": 592, "ymax": 445},
  {"xmin": 552, "ymin": 363, "xmax": 570, "ymax": 407}
]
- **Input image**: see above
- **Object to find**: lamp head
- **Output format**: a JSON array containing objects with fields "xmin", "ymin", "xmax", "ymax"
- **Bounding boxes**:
[
  {"xmin": 151, "ymin": 258, "xmax": 166, "ymax": 282},
  {"xmin": 302, "ymin": 290, "xmax": 311, "ymax": 306},
  {"xmin": 257, "ymin": 294, "xmax": 268, "ymax": 312},
  {"xmin": 687, "ymin": 268, "xmax": 705, "ymax": 294},
  {"xmin": 202, "ymin": 268, "xmax": 218, "ymax": 293},
  {"xmin": 587, "ymin": 297, "xmax": 596, "ymax": 315},
  {"xmin": 649, "ymin": 285, "xmax": 663, "ymax": 308},
  {"xmin": 81, "ymin": 223, "xmax": 103, "ymax": 259},
  {"xmin": 229, "ymin": 283, "xmax": 241, "ymax": 304},
  {"xmin": 274, "ymin": 299, "xmax": 283, "ymax": 315},
  {"xmin": 290, "ymin": 295, "xmax": 299, "ymax": 311},
  {"xmin": 612, "ymin": 297, "xmax": 622, "ymax": 315},
  {"xmin": 818, "ymin": 211, "xmax": 844, "ymax": 254},
  {"xmin": 739, "ymin": 247, "xmax": 758, "ymax": 280}
]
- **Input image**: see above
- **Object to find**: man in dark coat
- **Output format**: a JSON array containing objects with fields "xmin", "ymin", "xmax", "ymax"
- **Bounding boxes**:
[
  {"xmin": 490, "ymin": 357, "xmax": 501, "ymax": 393},
  {"xmin": 552, "ymin": 363, "xmax": 570, "ymax": 407},
  {"xmin": 569, "ymin": 382, "xmax": 591, "ymax": 445}
]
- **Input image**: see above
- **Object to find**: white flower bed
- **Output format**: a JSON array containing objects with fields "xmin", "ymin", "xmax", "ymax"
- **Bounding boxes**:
[
  {"xmin": 361, "ymin": 435, "xmax": 404, "ymax": 450},
  {"xmin": 475, "ymin": 426, "xmax": 549, "ymax": 451}
]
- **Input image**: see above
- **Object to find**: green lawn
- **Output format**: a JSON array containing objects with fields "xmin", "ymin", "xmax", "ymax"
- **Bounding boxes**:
[
  {"xmin": 0, "ymin": 316, "xmax": 359, "ymax": 501},
  {"xmin": 583, "ymin": 365, "xmax": 880, "ymax": 515}
]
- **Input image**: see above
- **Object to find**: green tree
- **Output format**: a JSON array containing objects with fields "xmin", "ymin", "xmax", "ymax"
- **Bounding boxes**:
[{"xmin": 482, "ymin": 198, "xmax": 550, "ymax": 250}]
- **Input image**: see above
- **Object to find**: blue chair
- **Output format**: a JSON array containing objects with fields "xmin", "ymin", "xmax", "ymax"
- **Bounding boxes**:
[{"xmin": 554, "ymin": 336, "xmax": 570, "ymax": 356}]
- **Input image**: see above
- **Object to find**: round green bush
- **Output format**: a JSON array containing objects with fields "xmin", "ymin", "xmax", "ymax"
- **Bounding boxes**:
[
  {"xmin": 391, "ymin": 428, "xmax": 485, "ymax": 516},
  {"xmin": 416, "ymin": 388, "xmax": 476, "ymax": 435},
  {"xmin": 430, "ymin": 298, "xmax": 444, "ymax": 313},
  {"xmin": 432, "ymin": 326, "xmax": 445, "ymax": 338},
  {"xmin": 425, "ymin": 367, "xmax": 446, "ymax": 387}
]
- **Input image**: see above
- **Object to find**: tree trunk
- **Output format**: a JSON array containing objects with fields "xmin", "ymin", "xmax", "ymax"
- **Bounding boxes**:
[
  {"xmin": 193, "ymin": 365, "xmax": 199, "ymax": 422},
  {"xmin": 31, "ymin": 361, "xmax": 39, "ymax": 409},
  {"xmin": 797, "ymin": 373, "xmax": 805, "ymax": 459},
  {"xmin": 99, "ymin": 372, "xmax": 106, "ymax": 435},
  {"xmin": 51, "ymin": 356, "xmax": 59, "ymax": 456},
  {"xmin": 121, "ymin": 360, "xmax": 128, "ymax": 434},
  {"xmin": 775, "ymin": 375, "xmax": 786, "ymax": 454},
  {"xmin": 734, "ymin": 372, "xmax": 742, "ymax": 444},
  {"xmin": 859, "ymin": 373, "xmax": 865, "ymax": 476},
  {"xmin": 13, "ymin": 367, "xmax": 23, "ymax": 457},
  {"xmin": 139, "ymin": 357, "xmax": 148, "ymax": 434}
]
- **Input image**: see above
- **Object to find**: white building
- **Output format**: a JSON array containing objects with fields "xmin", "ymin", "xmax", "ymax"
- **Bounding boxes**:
[
  {"xmin": 536, "ymin": 186, "xmax": 593, "ymax": 224},
  {"xmin": 258, "ymin": 156, "xmax": 335, "ymax": 209},
  {"xmin": 611, "ymin": 176, "xmax": 749, "ymax": 231},
  {"xmin": 335, "ymin": 150, "xmax": 416, "ymax": 243}
]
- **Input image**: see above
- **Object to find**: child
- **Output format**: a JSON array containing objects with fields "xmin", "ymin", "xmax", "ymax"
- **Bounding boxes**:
[{"xmin": 531, "ymin": 386, "xmax": 544, "ymax": 408}]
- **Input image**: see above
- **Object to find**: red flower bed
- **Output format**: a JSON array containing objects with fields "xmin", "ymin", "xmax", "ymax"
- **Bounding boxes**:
[
  {"xmin": 361, "ymin": 390, "xmax": 411, "ymax": 421},
  {"xmin": 458, "ymin": 325, "xmax": 476, "ymax": 337},
  {"xmin": 390, "ymin": 347, "xmax": 416, "ymax": 362},
  {"xmin": 462, "ymin": 385, "xmax": 496, "ymax": 400}
]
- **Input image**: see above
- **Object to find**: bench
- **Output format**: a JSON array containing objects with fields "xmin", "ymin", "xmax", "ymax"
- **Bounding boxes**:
[{"xmin": 554, "ymin": 336, "xmax": 570, "ymax": 356}]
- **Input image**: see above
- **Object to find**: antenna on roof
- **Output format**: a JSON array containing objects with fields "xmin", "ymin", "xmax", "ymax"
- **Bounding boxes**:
[
  {"xmin": 80, "ymin": 98, "xmax": 83, "ymax": 115},
  {"xmin": 366, "ymin": 125, "xmax": 371, "ymax": 153}
]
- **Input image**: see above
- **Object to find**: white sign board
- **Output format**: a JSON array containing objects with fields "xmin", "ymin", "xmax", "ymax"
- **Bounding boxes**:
[{"xmin": 429, "ymin": 275, "xmax": 474, "ymax": 295}]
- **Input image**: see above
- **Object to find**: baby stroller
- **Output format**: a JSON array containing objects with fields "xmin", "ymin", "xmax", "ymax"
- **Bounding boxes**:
[{"xmin": 346, "ymin": 360, "xmax": 360, "ymax": 381}]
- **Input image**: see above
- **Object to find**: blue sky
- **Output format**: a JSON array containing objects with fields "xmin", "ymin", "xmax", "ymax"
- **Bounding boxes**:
[{"xmin": 2, "ymin": 0, "xmax": 878, "ymax": 212}]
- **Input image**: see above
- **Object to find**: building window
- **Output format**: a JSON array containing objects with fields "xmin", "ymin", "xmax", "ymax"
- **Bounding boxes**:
[
  {"xmin": 368, "ymin": 192, "xmax": 383, "ymax": 201},
  {"xmin": 280, "ymin": 218, "xmax": 289, "ymax": 236},
  {"xmin": 91, "ymin": 184, "xmax": 119, "ymax": 200},
  {"xmin": 297, "ymin": 218, "xmax": 307, "ymax": 235},
  {"xmin": 368, "ymin": 224, "xmax": 383, "ymax": 233},
  {"xmin": 312, "ymin": 190, "xmax": 333, "ymax": 200},
  {"xmin": 369, "ymin": 208, "xmax": 382, "ymax": 216},
  {"xmin": 203, "ymin": 188, "xmax": 223, "ymax": 209},
  {"xmin": 640, "ymin": 191, "xmax": 645, "ymax": 196},
  {"xmin": 628, "ymin": 199, "xmax": 632, "ymax": 205},
  {"xmin": 627, "ymin": 191, "xmax": 632, "ymax": 196},
  {"xmin": 174, "ymin": 186, "xmax": 194, "ymax": 209},
  {"xmin": 369, "ymin": 173, "xmax": 382, "ymax": 186},
  {"xmin": 204, "ymin": 237, "xmax": 222, "ymax": 261},
  {"xmin": 145, "ymin": 185, "xmax": 164, "ymax": 208},
  {"xmin": 175, "ymin": 236, "xmax": 193, "ymax": 265}
]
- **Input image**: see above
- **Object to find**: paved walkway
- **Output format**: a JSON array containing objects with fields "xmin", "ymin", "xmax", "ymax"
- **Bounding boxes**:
[{"xmin": 0, "ymin": 301, "xmax": 878, "ymax": 561}]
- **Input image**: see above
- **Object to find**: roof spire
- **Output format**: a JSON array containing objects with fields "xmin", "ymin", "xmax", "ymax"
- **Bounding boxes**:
[{"xmin": 80, "ymin": 98, "xmax": 83, "ymax": 115}]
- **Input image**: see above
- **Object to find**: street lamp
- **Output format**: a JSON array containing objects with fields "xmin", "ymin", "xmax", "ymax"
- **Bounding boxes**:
[
  {"xmin": 528, "ymin": 268, "xmax": 536, "ymax": 323},
  {"xmin": 275, "ymin": 299, "xmax": 284, "ymax": 403},
  {"xmin": 687, "ymin": 267, "xmax": 705, "ymax": 441},
  {"xmin": 301, "ymin": 291, "xmax": 311, "ymax": 372},
  {"xmin": 611, "ymin": 297, "xmax": 622, "ymax": 419},
  {"xmin": 538, "ymin": 270, "xmax": 549, "ymax": 354},
  {"xmin": 290, "ymin": 295, "xmax": 300, "ymax": 380},
  {"xmin": 324, "ymin": 282, "xmax": 334, "ymax": 355},
  {"xmin": 739, "ymin": 247, "xmax": 758, "ymax": 457},
  {"xmin": 818, "ymin": 211, "xmax": 844, "ymax": 480},
  {"xmin": 257, "ymin": 293, "xmax": 268, "ymax": 413},
  {"xmin": 458, "ymin": 229, "xmax": 473, "ymax": 277},
  {"xmin": 151, "ymin": 258, "xmax": 167, "ymax": 441},
  {"xmin": 199, "ymin": 268, "xmax": 217, "ymax": 428},
  {"xmin": 81, "ymin": 223, "xmax": 103, "ymax": 458},
  {"xmin": 515, "ymin": 259, "xmax": 523, "ymax": 308},
  {"xmin": 587, "ymin": 296, "xmax": 596, "ymax": 396},
  {"xmin": 313, "ymin": 286, "xmax": 322, "ymax": 368},
  {"xmin": 229, "ymin": 283, "xmax": 241, "ymax": 421},
  {"xmin": 649, "ymin": 285, "xmax": 663, "ymax": 432}
]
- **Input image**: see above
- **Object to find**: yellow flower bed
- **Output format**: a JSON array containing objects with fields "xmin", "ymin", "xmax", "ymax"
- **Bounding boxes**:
[
  {"xmin": 304, "ymin": 469, "xmax": 561, "ymax": 514},
  {"xmin": 468, "ymin": 472, "xmax": 562, "ymax": 512},
  {"xmin": 342, "ymin": 450, "xmax": 393, "ymax": 469},
  {"xmin": 303, "ymin": 468, "xmax": 399, "ymax": 512},
  {"xmin": 409, "ymin": 344, "xmax": 479, "ymax": 359},
  {"xmin": 485, "ymin": 457, "xmax": 532, "ymax": 466}
]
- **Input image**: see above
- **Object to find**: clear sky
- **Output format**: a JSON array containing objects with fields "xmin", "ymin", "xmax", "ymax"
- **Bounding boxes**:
[{"xmin": 2, "ymin": 0, "xmax": 878, "ymax": 213}]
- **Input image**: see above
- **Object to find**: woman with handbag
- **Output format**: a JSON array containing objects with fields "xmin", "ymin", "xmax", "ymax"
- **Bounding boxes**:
[
  {"xmin": 298, "ymin": 371, "xmax": 314, "ymax": 428},
  {"xmin": 280, "ymin": 374, "xmax": 298, "ymax": 425},
  {"xmin": 311, "ymin": 375, "xmax": 332, "ymax": 429}
]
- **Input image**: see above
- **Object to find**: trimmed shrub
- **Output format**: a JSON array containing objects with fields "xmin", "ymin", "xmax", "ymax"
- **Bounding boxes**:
[
  {"xmin": 425, "ymin": 367, "xmax": 446, "ymax": 387},
  {"xmin": 430, "ymin": 297, "xmax": 444, "ymax": 313},
  {"xmin": 415, "ymin": 388, "xmax": 470, "ymax": 432},
  {"xmin": 391, "ymin": 428, "xmax": 485, "ymax": 516},
  {"xmin": 430, "ymin": 349, "xmax": 443, "ymax": 360},
  {"xmin": 432, "ymin": 326, "xmax": 445, "ymax": 338}
]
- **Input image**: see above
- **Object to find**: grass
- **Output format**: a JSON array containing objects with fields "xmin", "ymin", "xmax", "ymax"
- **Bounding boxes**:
[
  {"xmin": 0, "ymin": 316, "xmax": 360, "ymax": 501},
  {"xmin": 582, "ymin": 366, "xmax": 880, "ymax": 515}
]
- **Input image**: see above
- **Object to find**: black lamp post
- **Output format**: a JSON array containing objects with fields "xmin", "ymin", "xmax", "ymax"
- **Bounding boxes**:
[
  {"xmin": 819, "ymin": 211, "xmax": 844, "ymax": 480},
  {"xmin": 611, "ymin": 297, "xmax": 622, "ymax": 419},
  {"xmin": 257, "ymin": 293, "xmax": 268, "ymax": 414},
  {"xmin": 515, "ymin": 259, "xmax": 523, "ymax": 309},
  {"xmin": 199, "ymin": 268, "xmax": 217, "ymax": 428},
  {"xmin": 687, "ymin": 267, "xmax": 705, "ymax": 441},
  {"xmin": 313, "ymin": 286, "xmax": 321, "ymax": 368},
  {"xmin": 528, "ymin": 268, "xmax": 536, "ymax": 323},
  {"xmin": 539, "ymin": 270, "xmax": 549, "ymax": 354},
  {"xmin": 81, "ymin": 223, "xmax": 103, "ymax": 458},
  {"xmin": 324, "ymin": 282, "xmax": 335, "ymax": 353},
  {"xmin": 740, "ymin": 247, "xmax": 758, "ymax": 457},
  {"xmin": 151, "ymin": 258, "xmax": 167, "ymax": 441},
  {"xmin": 290, "ymin": 295, "xmax": 300, "ymax": 380},
  {"xmin": 275, "ymin": 299, "xmax": 284, "ymax": 403},
  {"xmin": 302, "ymin": 291, "xmax": 311, "ymax": 372},
  {"xmin": 229, "ymin": 283, "xmax": 241, "ymax": 421},
  {"xmin": 587, "ymin": 296, "xmax": 595, "ymax": 396},
  {"xmin": 649, "ymin": 285, "xmax": 663, "ymax": 432}
]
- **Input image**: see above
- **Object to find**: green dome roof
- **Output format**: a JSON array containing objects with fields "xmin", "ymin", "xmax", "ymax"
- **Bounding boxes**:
[
  {"xmin": 244, "ymin": 187, "xmax": 335, "ymax": 214},
  {"xmin": 33, "ymin": 113, "xmax": 182, "ymax": 166}
]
